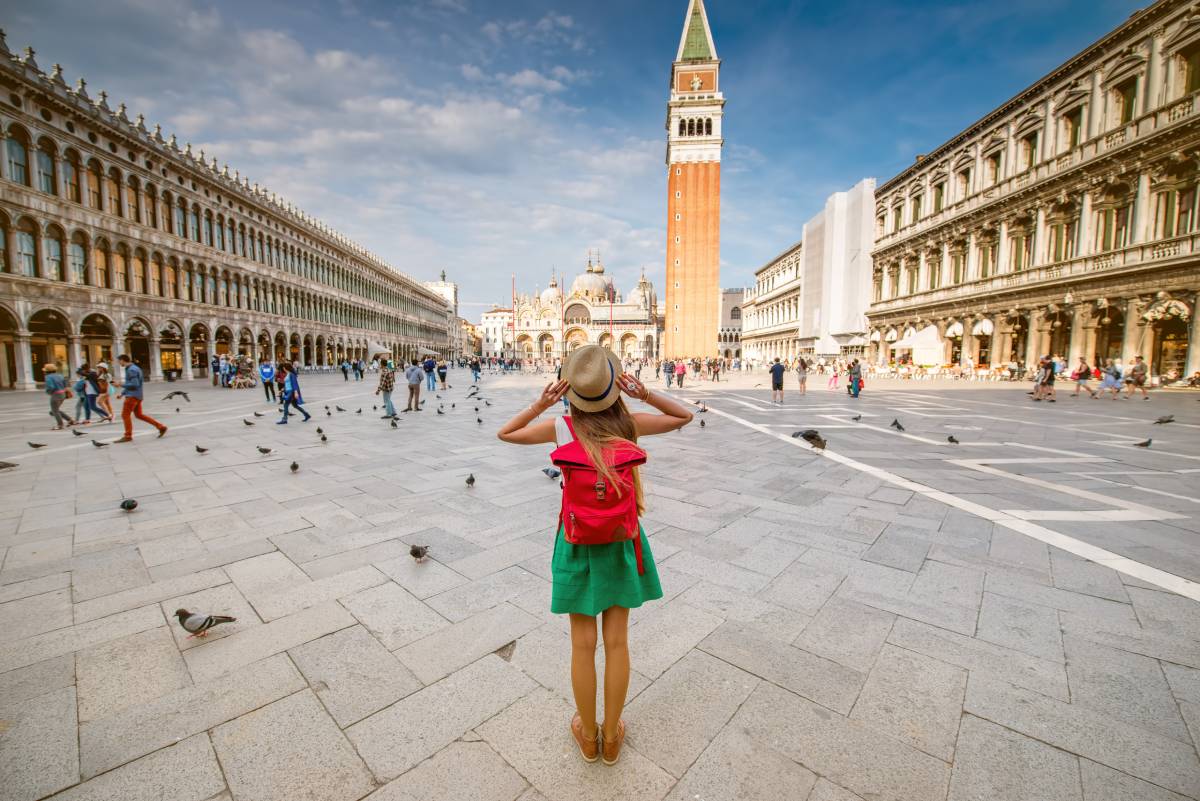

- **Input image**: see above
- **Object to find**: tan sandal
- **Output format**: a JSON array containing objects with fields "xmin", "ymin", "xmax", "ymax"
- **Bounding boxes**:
[
  {"xmin": 571, "ymin": 713, "xmax": 599, "ymax": 763},
  {"xmin": 601, "ymin": 719, "xmax": 625, "ymax": 766}
]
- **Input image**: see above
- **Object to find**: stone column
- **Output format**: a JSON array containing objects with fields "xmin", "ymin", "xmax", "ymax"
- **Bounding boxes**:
[
  {"xmin": 1068, "ymin": 308, "xmax": 1085, "ymax": 361},
  {"xmin": 68, "ymin": 334, "xmax": 83, "ymax": 375},
  {"xmin": 1121, "ymin": 298, "xmax": 1143, "ymax": 365},
  {"xmin": 1087, "ymin": 72, "xmax": 1103, "ymax": 139},
  {"xmin": 997, "ymin": 220, "xmax": 1010, "ymax": 273},
  {"xmin": 990, "ymin": 314, "xmax": 1004, "ymax": 368},
  {"xmin": 1081, "ymin": 311, "xmax": 1100, "ymax": 365},
  {"xmin": 966, "ymin": 232, "xmax": 979, "ymax": 280},
  {"xmin": 148, "ymin": 337, "xmax": 163, "ymax": 382},
  {"xmin": 1025, "ymin": 311, "xmax": 1043, "ymax": 370},
  {"xmin": 917, "ymin": 251, "xmax": 928, "ymax": 291},
  {"xmin": 1186, "ymin": 298, "xmax": 1200, "ymax": 378},
  {"xmin": 0, "ymin": 133, "xmax": 9, "ymax": 182},
  {"xmin": 1078, "ymin": 193, "xmax": 1093, "ymax": 257},
  {"xmin": 1033, "ymin": 207, "xmax": 1047, "ymax": 266},
  {"xmin": 111, "ymin": 335, "xmax": 125, "ymax": 382},
  {"xmin": 6, "ymin": 227, "xmax": 19, "ymax": 274},
  {"xmin": 207, "ymin": 338, "xmax": 217, "ymax": 383},
  {"xmin": 1132, "ymin": 172, "xmax": 1152, "ymax": 244},
  {"xmin": 181, "ymin": 334, "xmax": 194, "ymax": 381},
  {"xmin": 1145, "ymin": 32, "xmax": 1162, "ymax": 115},
  {"xmin": 14, "ymin": 333, "xmax": 36, "ymax": 390}
]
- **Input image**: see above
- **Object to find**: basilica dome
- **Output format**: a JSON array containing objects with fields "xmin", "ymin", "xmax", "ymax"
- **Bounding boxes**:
[
  {"xmin": 570, "ymin": 260, "xmax": 614, "ymax": 300},
  {"xmin": 540, "ymin": 275, "xmax": 562, "ymax": 305}
]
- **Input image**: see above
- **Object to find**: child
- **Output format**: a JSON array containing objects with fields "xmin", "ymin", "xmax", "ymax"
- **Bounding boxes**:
[{"xmin": 497, "ymin": 345, "xmax": 692, "ymax": 766}]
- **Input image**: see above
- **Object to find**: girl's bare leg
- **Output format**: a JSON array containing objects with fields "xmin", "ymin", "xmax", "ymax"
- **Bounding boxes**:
[
  {"xmin": 569, "ymin": 613, "xmax": 599, "ymax": 739},
  {"xmin": 600, "ymin": 605, "xmax": 630, "ymax": 740}
]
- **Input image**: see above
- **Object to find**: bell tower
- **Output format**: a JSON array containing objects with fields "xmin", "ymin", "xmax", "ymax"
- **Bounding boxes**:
[{"xmin": 663, "ymin": 0, "xmax": 723, "ymax": 358}]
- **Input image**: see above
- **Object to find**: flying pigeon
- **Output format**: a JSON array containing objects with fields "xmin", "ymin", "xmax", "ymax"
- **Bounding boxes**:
[
  {"xmin": 174, "ymin": 609, "xmax": 236, "ymax": 638},
  {"xmin": 947, "ymin": 435, "xmax": 959, "ymax": 444},
  {"xmin": 799, "ymin": 430, "xmax": 827, "ymax": 450},
  {"xmin": 336, "ymin": 405, "xmax": 346, "ymax": 412},
  {"xmin": 890, "ymin": 419, "xmax": 905, "ymax": 432},
  {"xmin": 1133, "ymin": 438, "xmax": 1152, "ymax": 448},
  {"xmin": 325, "ymin": 405, "xmax": 330, "ymax": 411},
  {"xmin": 1153, "ymin": 415, "xmax": 1174, "ymax": 425},
  {"xmin": 92, "ymin": 440, "xmax": 108, "ymax": 448},
  {"xmin": 243, "ymin": 419, "xmax": 254, "ymax": 426},
  {"xmin": 257, "ymin": 446, "xmax": 272, "ymax": 455},
  {"xmin": 119, "ymin": 498, "xmax": 138, "ymax": 511},
  {"xmin": 410, "ymin": 544, "xmax": 429, "ymax": 562},
  {"xmin": 162, "ymin": 391, "xmax": 190, "ymax": 402},
  {"xmin": 475, "ymin": 406, "xmax": 480, "ymax": 413},
  {"xmin": 195, "ymin": 445, "xmax": 208, "ymax": 454},
  {"xmin": 466, "ymin": 473, "xmax": 475, "ymax": 488},
  {"xmin": 253, "ymin": 411, "xmax": 264, "ymax": 418},
  {"xmin": 436, "ymin": 394, "xmax": 442, "ymax": 399},
  {"xmin": 851, "ymin": 415, "xmax": 862, "ymax": 422},
  {"xmin": 390, "ymin": 420, "xmax": 398, "ymax": 429},
  {"xmin": 542, "ymin": 467, "xmax": 561, "ymax": 480},
  {"xmin": 28, "ymin": 442, "xmax": 46, "ymax": 449},
  {"xmin": 72, "ymin": 429, "xmax": 85, "ymax": 437},
  {"xmin": 326, "ymin": 411, "xmax": 332, "ymax": 416},
  {"xmin": 0, "ymin": 461, "xmax": 16, "ymax": 470},
  {"xmin": 373, "ymin": 405, "xmax": 377, "ymax": 411},
  {"xmin": 290, "ymin": 461, "xmax": 299, "ymax": 473}
]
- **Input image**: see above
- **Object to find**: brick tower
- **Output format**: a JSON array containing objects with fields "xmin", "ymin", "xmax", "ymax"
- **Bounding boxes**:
[{"xmin": 663, "ymin": 0, "xmax": 723, "ymax": 359}]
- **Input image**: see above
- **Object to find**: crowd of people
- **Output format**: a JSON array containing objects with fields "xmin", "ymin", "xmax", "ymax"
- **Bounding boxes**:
[{"xmin": 42, "ymin": 354, "xmax": 167, "ymax": 440}]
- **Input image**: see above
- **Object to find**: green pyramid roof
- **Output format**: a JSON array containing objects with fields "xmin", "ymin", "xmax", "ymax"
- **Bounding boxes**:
[{"xmin": 680, "ymin": 0, "xmax": 714, "ymax": 61}]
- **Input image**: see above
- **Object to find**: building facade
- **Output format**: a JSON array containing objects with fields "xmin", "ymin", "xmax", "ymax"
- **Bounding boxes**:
[
  {"xmin": 479, "ymin": 307, "xmax": 512, "ymax": 359},
  {"xmin": 717, "ymin": 287, "xmax": 744, "ymax": 358},
  {"xmin": 867, "ymin": 0, "xmax": 1200, "ymax": 381},
  {"xmin": 740, "ymin": 241, "xmax": 803, "ymax": 363},
  {"xmin": 0, "ymin": 37, "xmax": 454, "ymax": 390},
  {"xmin": 663, "ymin": 0, "xmax": 724, "ymax": 358}
]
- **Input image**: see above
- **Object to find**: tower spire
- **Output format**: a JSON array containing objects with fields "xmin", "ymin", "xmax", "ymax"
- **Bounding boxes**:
[{"xmin": 676, "ymin": 0, "xmax": 717, "ymax": 62}]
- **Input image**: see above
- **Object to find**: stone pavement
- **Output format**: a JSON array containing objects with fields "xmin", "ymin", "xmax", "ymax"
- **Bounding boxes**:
[{"xmin": 0, "ymin": 367, "xmax": 1198, "ymax": 801}]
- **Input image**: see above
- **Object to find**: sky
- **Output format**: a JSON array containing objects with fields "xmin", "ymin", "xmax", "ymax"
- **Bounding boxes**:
[{"xmin": 5, "ymin": 0, "xmax": 1139, "ymax": 317}]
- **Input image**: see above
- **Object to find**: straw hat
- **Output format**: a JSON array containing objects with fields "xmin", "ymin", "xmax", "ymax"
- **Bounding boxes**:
[{"xmin": 562, "ymin": 345, "xmax": 623, "ymax": 412}]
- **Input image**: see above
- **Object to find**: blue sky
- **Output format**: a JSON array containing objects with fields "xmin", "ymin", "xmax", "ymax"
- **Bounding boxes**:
[{"xmin": 6, "ymin": 0, "xmax": 1136, "ymax": 316}]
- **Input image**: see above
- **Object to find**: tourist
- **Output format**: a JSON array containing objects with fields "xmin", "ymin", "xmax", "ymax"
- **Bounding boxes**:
[
  {"xmin": 277, "ymin": 362, "xmax": 311, "ymax": 423},
  {"xmin": 662, "ymin": 359, "xmax": 673, "ymax": 389},
  {"xmin": 769, "ymin": 357, "xmax": 785, "ymax": 404},
  {"xmin": 210, "ymin": 354, "xmax": 220, "ymax": 386},
  {"xmin": 404, "ymin": 358, "xmax": 424, "ymax": 411},
  {"xmin": 437, "ymin": 359, "xmax": 449, "ymax": 390},
  {"xmin": 340, "ymin": 359, "xmax": 350, "ymax": 381},
  {"xmin": 423, "ymin": 354, "xmax": 437, "ymax": 391},
  {"xmin": 80, "ymin": 363, "xmax": 112, "ymax": 423},
  {"xmin": 95, "ymin": 363, "xmax": 116, "ymax": 420},
  {"xmin": 259, "ymin": 359, "xmax": 276, "ymax": 402},
  {"xmin": 496, "ymin": 345, "xmax": 692, "ymax": 767},
  {"xmin": 827, "ymin": 361, "xmax": 840, "ymax": 390},
  {"xmin": 72, "ymin": 369, "xmax": 90, "ymax": 424},
  {"xmin": 114, "ymin": 354, "xmax": 167, "ymax": 442},
  {"xmin": 795, "ymin": 357, "xmax": 808, "ymax": 395},
  {"xmin": 849, "ymin": 359, "xmax": 863, "ymax": 398},
  {"xmin": 376, "ymin": 360, "xmax": 397, "ymax": 418},
  {"xmin": 470, "ymin": 356, "xmax": 481, "ymax": 383},
  {"xmin": 674, "ymin": 359, "xmax": 686, "ymax": 388},
  {"xmin": 711, "ymin": 358, "xmax": 720, "ymax": 382},
  {"xmin": 1124, "ymin": 355, "xmax": 1150, "ymax": 400},
  {"xmin": 43, "ymin": 363, "xmax": 75, "ymax": 430},
  {"xmin": 1072, "ymin": 357, "xmax": 1097, "ymax": 398},
  {"xmin": 1096, "ymin": 358, "xmax": 1122, "ymax": 399}
]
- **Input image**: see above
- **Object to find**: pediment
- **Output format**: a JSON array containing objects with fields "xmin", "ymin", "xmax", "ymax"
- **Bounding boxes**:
[
  {"xmin": 1103, "ymin": 49, "xmax": 1147, "ymax": 88},
  {"xmin": 1165, "ymin": 9, "xmax": 1200, "ymax": 55}
]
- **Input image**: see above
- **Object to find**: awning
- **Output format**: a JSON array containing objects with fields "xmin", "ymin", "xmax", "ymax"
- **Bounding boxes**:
[
  {"xmin": 417, "ymin": 346, "xmax": 440, "ymax": 356},
  {"xmin": 870, "ymin": 330, "xmax": 881, "ymax": 343},
  {"xmin": 945, "ymin": 321, "xmax": 964, "ymax": 337},
  {"xmin": 367, "ymin": 341, "xmax": 390, "ymax": 356},
  {"xmin": 971, "ymin": 319, "xmax": 994, "ymax": 336},
  {"xmin": 891, "ymin": 325, "xmax": 941, "ymax": 350},
  {"xmin": 902, "ymin": 326, "xmax": 917, "ymax": 339},
  {"xmin": 885, "ymin": 328, "xmax": 898, "ymax": 342}
]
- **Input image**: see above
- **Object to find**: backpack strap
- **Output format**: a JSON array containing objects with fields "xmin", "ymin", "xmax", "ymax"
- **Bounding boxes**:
[{"xmin": 554, "ymin": 415, "xmax": 574, "ymax": 446}]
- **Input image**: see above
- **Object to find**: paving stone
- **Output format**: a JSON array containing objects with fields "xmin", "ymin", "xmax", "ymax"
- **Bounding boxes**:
[
  {"xmin": 363, "ymin": 741, "xmax": 529, "ymax": 801},
  {"xmin": 448, "ymin": 537, "xmax": 549, "ymax": 580},
  {"xmin": 375, "ymin": 553, "xmax": 469, "ymax": 599},
  {"xmin": 347, "ymin": 655, "xmax": 536, "ymax": 781},
  {"xmin": 663, "ymin": 722, "xmax": 817, "ymax": 801},
  {"xmin": 964, "ymin": 674, "xmax": 1200, "ymax": 798},
  {"xmin": 79, "ymin": 652, "xmax": 305, "ymax": 778},
  {"xmin": 792, "ymin": 596, "xmax": 895, "ymax": 671},
  {"xmin": 1049, "ymin": 550, "xmax": 1129, "ymax": 603},
  {"xmin": 806, "ymin": 779, "xmax": 866, "ymax": 801},
  {"xmin": 975, "ymin": 591, "xmax": 1064, "ymax": 661},
  {"xmin": 183, "ymin": 601, "xmax": 356, "ymax": 682},
  {"xmin": 888, "ymin": 617, "xmax": 1069, "ymax": 700},
  {"xmin": 757, "ymin": 560, "xmax": 845, "ymax": 614},
  {"xmin": 985, "ymin": 572, "xmax": 1138, "ymax": 623},
  {"xmin": 0, "ymin": 571, "xmax": 69, "ymax": 604},
  {"xmin": 662, "ymin": 549, "xmax": 772, "ymax": 594},
  {"xmin": 136, "ymin": 530, "xmax": 208, "ymax": 568},
  {"xmin": 1163, "ymin": 663, "xmax": 1200, "ymax": 706},
  {"xmin": 212, "ymin": 689, "xmax": 374, "ymax": 801},
  {"xmin": 729, "ymin": 535, "xmax": 808, "ymax": 577},
  {"xmin": 76, "ymin": 626, "xmax": 190, "ymax": 723},
  {"xmin": 424, "ymin": 566, "xmax": 546, "ymax": 622},
  {"xmin": 948, "ymin": 715, "xmax": 1081, "ymax": 801},
  {"xmin": 301, "ymin": 538, "xmax": 412, "ymax": 580},
  {"xmin": 253, "ymin": 565, "xmax": 388, "ymax": 621},
  {"xmin": 148, "ymin": 537, "xmax": 276, "ymax": 582},
  {"xmin": 74, "ymin": 567, "xmax": 228, "ymax": 624},
  {"xmin": 1060, "ymin": 612, "xmax": 1200, "ymax": 670},
  {"xmin": 161, "ymin": 581, "xmax": 261, "ymax": 651},
  {"xmin": 988, "ymin": 528, "xmax": 1050, "ymax": 575},
  {"xmin": 0, "ymin": 653, "xmax": 75, "ymax": 707},
  {"xmin": 850, "ymin": 643, "xmax": 966, "ymax": 761},
  {"xmin": 676, "ymin": 580, "xmax": 811, "ymax": 641},
  {"xmin": 1126, "ymin": 586, "xmax": 1200, "ymax": 640},
  {"xmin": 1078, "ymin": 760, "xmax": 1193, "ymax": 801},
  {"xmin": 862, "ymin": 528, "xmax": 931, "ymax": 573},
  {"xmin": 289, "ymin": 625, "xmax": 422, "ymax": 727},
  {"xmin": 1063, "ymin": 634, "xmax": 1191, "ymax": 743},
  {"xmin": 700, "ymin": 620, "xmax": 866, "ymax": 714},
  {"xmin": 0, "ymin": 685, "xmax": 79, "ymax": 801},
  {"xmin": 341, "ymin": 580, "xmax": 450, "ymax": 651},
  {"xmin": 628, "ymin": 599, "xmax": 723, "ymax": 679},
  {"xmin": 625, "ymin": 650, "xmax": 758, "ymax": 777},
  {"xmin": 394, "ymin": 602, "xmax": 541, "ymax": 683},
  {"xmin": 478, "ymin": 687, "xmax": 675, "ymax": 801},
  {"xmin": 71, "ymin": 547, "xmax": 151, "ymax": 603},
  {"xmin": 0, "ymin": 587, "xmax": 73, "ymax": 643},
  {"xmin": 733, "ymin": 681, "xmax": 950, "ymax": 801},
  {"xmin": 393, "ymin": 527, "xmax": 483, "ymax": 564},
  {"xmin": 44, "ymin": 733, "xmax": 225, "ymax": 801},
  {"xmin": 224, "ymin": 551, "xmax": 310, "ymax": 607},
  {"xmin": 0, "ymin": 603, "xmax": 163, "ymax": 673},
  {"xmin": 270, "ymin": 525, "xmax": 407, "ymax": 564},
  {"xmin": 508, "ymin": 622, "xmax": 652, "ymax": 706}
]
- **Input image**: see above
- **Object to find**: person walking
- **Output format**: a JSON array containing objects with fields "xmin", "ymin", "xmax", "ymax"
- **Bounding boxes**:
[
  {"xmin": 674, "ymin": 359, "xmax": 686, "ymax": 388},
  {"xmin": 1096, "ymin": 358, "xmax": 1122, "ymax": 399},
  {"xmin": 80, "ymin": 364, "xmax": 113, "ymax": 423},
  {"xmin": 470, "ymin": 356, "xmax": 481, "ymax": 383},
  {"xmin": 95, "ymin": 363, "xmax": 116, "ymax": 420},
  {"xmin": 43, "ymin": 363, "xmax": 76, "ymax": 430},
  {"xmin": 72, "ymin": 369, "xmax": 90, "ymax": 424},
  {"xmin": 422, "ymin": 355, "xmax": 437, "ymax": 391},
  {"xmin": 796, "ymin": 357, "xmax": 808, "ymax": 395},
  {"xmin": 277, "ymin": 362, "xmax": 312, "ymax": 423},
  {"xmin": 437, "ymin": 359, "xmax": 449, "ymax": 390},
  {"xmin": 711, "ymin": 358, "xmax": 720, "ymax": 382},
  {"xmin": 662, "ymin": 359, "xmax": 673, "ymax": 390},
  {"xmin": 827, "ymin": 361, "xmax": 840, "ymax": 390},
  {"xmin": 114, "ymin": 355, "xmax": 167, "ymax": 442},
  {"xmin": 769, "ymin": 357, "xmax": 785, "ymax": 404},
  {"xmin": 340, "ymin": 359, "xmax": 350, "ymax": 381},
  {"xmin": 376, "ymin": 360, "xmax": 397, "ymax": 418},
  {"xmin": 497, "ymin": 345, "xmax": 692, "ymax": 766},
  {"xmin": 849, "ymin": 359, "xmax": 863, "ymax": 398},
  {"xmin": 1124, "ymin": 355, "xmax": 1150, "ymax": 400},
  {"xmin": 259, "ymin": 359, "xmax": 276, "ymax": 402},
  {"xmin": 1072, "ymin": 357, "xmax": 1097, "ymax": 398},
  {"xmin": 404, "ymin": 358, "xmax": 424, "ymax": 411}
]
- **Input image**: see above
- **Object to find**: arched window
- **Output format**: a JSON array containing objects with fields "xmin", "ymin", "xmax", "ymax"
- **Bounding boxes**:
[
  {"xmin": 174, "ymin": 199, "xmax": 187, "ymax": 237},
  {"xmin": 86, "ymin": 160, "xmax": 102, "ymax": 209},
  {"xmin": 227, "ymin": 220, "xmax": 236, "ymax": 254},
  {"xmin": 105, "ymin": 168, "xmax": 121, "ymax": 216},
  {"xmin": 165, "ymin": 261, "xmax": 178, "ymax": 298},
  {"xmin": 93, "ymin": 240, "xmax": 110, "ymax": 288},
  {"xmin": 131, "ymin": 249, "xmax": 146, "ymax": 293},
  {"xmin": 16, "ymin": 218, "xmax": 37, "ymax": 276},
  {"xmin": 36, "ymin": 140, "xmax": 56, "ymax": 194},
  {"xmin": 126, "ymin": 177, "xmax": 140, "ymax": 221},
  {"xmin": 214, "ymin": 217, "xmax": 225, "ymax": 251},
  {"xmin": 68, "ymin": 233, "xmax": 87, "ymax": 284},
  {"xmin": 687, "ymin": 119, "xmax": 695, "ymax": 136},
  {"xmin": 6, "ymin": 131, "xmax": 29, "ymax": 186},
  {"xmin": 678, "ymin": 119, "xmax": 685, "ymax": 136},
  {"xmin": 144, "ymin": 184, "xmax": 158, "ymax": 228},
  {"xmin": 189, "ymin": 205, "xmax": 200, "ymax": 242},
  {"xmin": 730, "ymin": 306, "xmax": 741, "ymax": 320},
  {"xmin": 112, "ymin": 245, "xmax": 128, "ymax": 291},
  {"xmin": 705, "ymin": 118, "xmax": 712, "ymax": 136},
  {"xmin": 203, "ymin": 212, "xmax": 213, "ymax": 246},
  {"xmin": 150, "ymin": 254, "xmax": 162, "ymax": 296},
  {"xmin": 63, "ymin": 151, "xmax": 81, "ymax": 202},
  {"xmin": 44, "ymin": 227, "xmax": 64, "ymax": 280}
]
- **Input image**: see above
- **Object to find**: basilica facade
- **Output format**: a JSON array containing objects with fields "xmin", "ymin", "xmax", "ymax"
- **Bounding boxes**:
[{"xmin": 0, "ymin": 36, "xmax": 454, "ymax": 390}]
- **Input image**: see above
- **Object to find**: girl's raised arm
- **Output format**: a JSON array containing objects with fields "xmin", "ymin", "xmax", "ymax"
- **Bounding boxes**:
[
  {"xmin": 620, "ymin": 375, "xmax": 694, "ymax": 436},
  {"xmin": 496, "ymin": 380, "xmax": 568, "ymax": 445}
]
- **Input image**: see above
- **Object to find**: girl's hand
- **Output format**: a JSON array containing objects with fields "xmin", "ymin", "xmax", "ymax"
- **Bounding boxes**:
[
  {"xmin": 619, "ymin": 374, "xmax": 650, "ymax": 401},
  {"xmin": 534, "ymin": 380, "xmax": 568, "ymax": 412}
]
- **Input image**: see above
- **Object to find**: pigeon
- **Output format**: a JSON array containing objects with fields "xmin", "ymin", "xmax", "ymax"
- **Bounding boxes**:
[
  {"xmin": 542, "ymin": 467, "xmax": 561, "ymax": 480},
  {"xmin": 851, "ymin": 414, "xmax": 862, "ymax": 422},
  {"xmin": 253, "ymin": 411, "xmax": 264, "ymax": 418},
  {"xmin": 28, "ymin": 442, "xmax": 46, "ymax": 449},
  {"xmin": 324, "ymin": 405, "xmax": 330, "ymax": 411},
  {"xmin": 410, "ymin": 544, "xmax": 429, "ymax": 562},
  {"xmin": 698, "ymin": 405, "xmax": 708, "ymax": 414},
  {"xmin": 162, "ymin": 391, "xmax": 190, "ymax": 402},
  {"xmin": 373, "ymin": 405, "xmax": 377, "ymax": 411},
  {"xmin": 475, "ymin": 406, "xmax": 480, "ymax": 413},
  {"xmin": 700, "ymin": 419, "xmax": 706, "ymax": 428},
  {"xmin": 436, "ymin": 408, "xmax": 444, "ymax": 415},
  {"xmin": 754, "ymin": 383, "xmax": 763, "ymax": 388},
  {"xmin": 289, "ymin": 461, "xmax": 299, "ymax": 473},
  {"xmin": 92, "ymin": 440, "xmax": 108, "ymax": 448},
  {"xmin": 174, "ymin": 609, "xmax": 236, "ymax": 638},
  {"xmin": 0, "ymin": 461, "xmax": 16, "ymax": 470},
  {"xmin": 947, "ymin": 435, "xmax": 960, "ymax": 444},
  {"xmin": 257, "ymin": 446, "xmax": 272, "ymax": 455},
  {"xmin": 485, "ymin": 401, "xmax": 492, "ymax": 407},
  {"xmin": 799, "ymin": 429, "xmax": 827, "ymax": 450},
  {"xmin": 420, "ymin": 400, "xmax": 426, "ymax": 406},
  {"xmin": 1133, "ymin": 438, "xmax": 1152, "ymax": 448},
  {"xmin": 195, "ymin": 445, "xmax": 208, "ymax": 454},
  {"xmin": 336, "ymin": 406, "xmax": 346, "ymax": 412},
  {"xmin": 243, "ymin": 419, "xmax": 254, "ymax": 426},
  {"xmin": 316, "ymin": 427, "xmax": 323, "ymax": 434},
  {"xmin": 890, "ymin": 419, "xmax": 905, "ymax": 432},
  {"xmin": 72, "ymin": 429, "xmax": 85, "ymax": 436},
  {"xmin": 436, "ymin": 394, "xmax": 442, "ymax": 399},
  {"xmin": 120, "ymin": 498, "xmax": 138, "ymax": 511},
  {"xmin": 321, "ymin": 434, "xmax": 328, "ymax": 442},
  {"xmin": 451, "ymin": 403, "xmax": 455, "ymax": 409},
  {"xmin": 1153, "ymin": 415, "xmax": 1174, "ymax": 425},
  {"xmin": 326, "ymin": 411, "xmax": 332, "ymax": 416},
  {"xmin": 466, "ymin": 473, "xmax": 475, "ymax": 488},
  {"xmin": 476, "ymin": 417, "xmax": 483, "ymax": 424},
  {"xmin": 390, "ymin": 420, "xmax": 398, "ymax": 429},
  {"xmin": 356, "ymin": 409, "xmax": 362, "ymax": 414},
  {"xmin": 175, "ymin": 408, "xmax": 180, "ymax": 413}
]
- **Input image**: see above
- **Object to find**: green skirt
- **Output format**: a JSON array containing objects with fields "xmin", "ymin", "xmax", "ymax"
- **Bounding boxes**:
[{"xmin": 550, "ymin": 524, "xmax": 663, "ymax": 616}]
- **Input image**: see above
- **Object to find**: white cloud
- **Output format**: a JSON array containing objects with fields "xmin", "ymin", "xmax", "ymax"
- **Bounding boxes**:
[{"xmin": 505, "ymin": 69, "xmax": 564, "ymax": 93}]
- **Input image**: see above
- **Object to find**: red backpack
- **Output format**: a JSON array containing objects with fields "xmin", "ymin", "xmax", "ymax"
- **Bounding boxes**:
[{"xmin": 551, "ymin": 417, "xmax": 648, "ymax": 575}]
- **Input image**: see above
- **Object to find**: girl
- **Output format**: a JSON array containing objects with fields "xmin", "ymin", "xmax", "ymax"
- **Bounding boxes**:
[
  {"xmin": 827, "ymin": 361, "xmax": 840, "ymax": 391},
  {"xmin": 796, "ymin": 357, "xmax": 808, "ymax": 395},
  {"xmin": 497, "ymin": 345, "xmax": 692, "ymax": 766},
  {"xmin": 436, "ymin": 359, "xmax": 449, "ymax": 390},
  {"xmin": 95, "ymin": 363, "xmax": 115, "ymax": 420},
  {"xmin": 276, "ymin": 363, "xmax": 311, "ymax": 423}
]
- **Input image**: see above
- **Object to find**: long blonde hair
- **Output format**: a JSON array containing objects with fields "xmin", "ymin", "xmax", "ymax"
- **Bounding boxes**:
[{"xmin": 568, "ymin": 397, "xmax": 645, "ymax": 514}]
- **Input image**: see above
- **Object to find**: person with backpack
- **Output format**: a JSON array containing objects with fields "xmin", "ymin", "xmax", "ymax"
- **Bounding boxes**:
[
  {"xmin": 277, "ymin": 362, "xmax": 311, "ymax": 424},
  {"xmin": 259, "ymin": 359, "xmax": 276, "ymax": 402},
  {"xmin": 422, "ymin": 355, "xmax": 437, "ymax": 391},
  {"xmin": 497, "ymin": 345, "xmax": 693, "ymax": 767}
]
